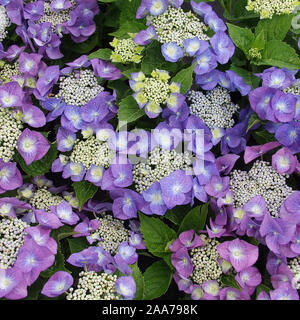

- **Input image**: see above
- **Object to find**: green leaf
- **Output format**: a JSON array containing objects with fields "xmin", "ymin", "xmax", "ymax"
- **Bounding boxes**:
[
  {"xmin": 251, "ymin": 29, "xmax": 265, "ymax": 51},
  {"xmin": 171, "ymin": 63, "xmax": 196, "ymax": 94},
  {"xmin": 246, "ymin": 112, "xmax": 261, "ymax": 133},
  {"xmin": 64, "ymin": 30, "xmax": 99, "ymax": 54},
  {"xmin": 107, "ymin": 80, "xmax": 131, "ymax": 102},
  {"xmin": 141, "ymin": 41, "xmax": 165, "ymax": 75},
  {"xmin": 139, "ymin": 212, "xmax": 177, "ymax": 258},
  {"xmin": 221, "ymin": 274, "xmax": 241, "ymax": 290},
  {"xmin": 14, "ymin": 142, "xmax": 58, "ymax": 177},
  {"xmin": 143, "ymin": 260, "xmax": 172, "ymax": 300},
  {"xmin": 227, "ymin": 23, "xmax": 255, "ymax": 53},
  {"xmin": 72, "ymin": 180, "xmax": 97, "ymax": 211},
  {"xmin": 178, "ymin": 205, "xmax": 207, "ymax": 234},
  {"xmin": 255, "ymin": 14, "xmax": 293, "ymax": 42},
  {"xmin": 164, "ymin": 205, "xmax": 192, "ymax": 225},
  {"xmin": 256, "ymin": 284, "xmax": 271, "ymax": 298},
  {"xmin": 130, "ymin": 263, "xmax": 144, "ymax": 300},
  {"xmin": 252, "ymin": 128, "xmax": 276, "ymax": 145},
  {"xmin": 109, "ymin": 21, "xmax": 145, "ymax": 38},
  {"xmin": 118, "ymin": 95, "xmax": 145, "ymax": 126},
  {"xmin": 50, "ymin": 225, "xmax": 75, "ymax": 242},
  {"xmin": 260, "ymin": 40, "xmax": 300, "ymax": 70},
  {"xmin": 40, "ymin": 243, "xmax": 70, "ymax": 278},
  {"xmin": 122, "ymin": 68, "xmax": 140, "ymax": 79},
  {"xmin": 199, "ymin": 202, "xmax": 209, "ymax": 231},
  {"xmin": 88, "ymin": 48, "xmax": 112, "ymax": 61},
  {"xmin": 24, "ymin": 277, "xmax": 48, "ymax": 300},
  {"xmin": 67, "ymin": 237, "xmax": 90, "ymax": 254},
  {"xmin": 230, "ymin": 65, "xmax": 261, "ymax": 89}
]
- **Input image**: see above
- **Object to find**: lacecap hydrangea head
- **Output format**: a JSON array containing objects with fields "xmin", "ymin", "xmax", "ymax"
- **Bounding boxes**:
[{"xmin": 130, "ymin": 69, "xmax": 185, "ymax": 118}]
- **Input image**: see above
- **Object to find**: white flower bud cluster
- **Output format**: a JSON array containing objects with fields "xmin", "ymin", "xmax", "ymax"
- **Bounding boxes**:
[
  {"xmin": 230, "ymin": 160, "xmax": 293, "ymax": 217},
  {"xmin": 110, "ymin": 37, "xmax": 143, "ymax": 63},
  {"xmin": 133, "ymin": 147, "xmax": 192, "ymax": 193},
  {"xmin": 55, "ymin": 69, "xmax": 104, "ymax": 107},
  {"xmin": 150, "ymin": 6, "xmax": 209, "ymax": 48},
  {"xmin": 190, "ymin": 235, "xmax": 223, "ymax": 285},
  {"xmin": 0, "ymin": 217, "xmax": 28, "ymax": 269},
  {"xmin": 0, "ymin": 61, "xmax": 21, "ymax": 84},
  {"xmin": 36, "ymin": 0, "xmax": 76, "ymax": 33},
  {"xmin": 66, "ymin": 271, "xmax": 121, "ymax": 300},
  {"xmin": 283, "ymin": 83, "xmax": 300, "ymax": 96},
  {"xmin": 69, "ymin": 136, "xmax": 114, "ymax": 170},
  {"xmin": 143, "ymin": 77, "xmax": 171, "ymax": 105},
  {"xmin": 0, "ymin": 108, "xmax": 23, "ymax": 163},
  {"xmin": 91, "ymin": 214, "xmax": 130, "ymax": 255},
  {"xmin": 288, "ymin": 257, "xmax": 300, "ymax": 290},
  {"xmin": 0, "ymin": 6, "xmax": 10, "ymax": 42},
  {"xmin": 187, "ymin": 87, "xmax": 239, "ymax": 130},
  {"xmin": 28, "ymin": 187, "xmax": 64, "ymax": 211},
  {"xmin": 246, "ymin": 0, "xmax": 297, "ymax": 19}
]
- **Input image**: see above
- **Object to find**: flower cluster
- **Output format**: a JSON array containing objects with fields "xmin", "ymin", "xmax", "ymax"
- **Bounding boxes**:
[
  {"xmin": 133, "ymin": 147, "xmax": 192, "ymax": 193},
  {"xmin": 170, "ymin": 230, "xmax": 261, "ymax": 300},
  {"xmin": 55, "ymin": 69, "xmax": 104, "ymax": 107},
  {"xmin": 2, "ymin": 0, "xmax": 99, "ymax": 59},
  {"xmin": 0, "ymin": 107, "xmax": 23, "ymax": 162},
  {"xmin": 148, "ymin": 6, "xmax": 210, "ymax": 48},
  {"xmin": 0, "ymin": 216, "xmax": 28, "ymax": 269},
  {"xmin": 66, "ymin": 271, "xmax": 135, "ymax": 300},
  {"xmin": 246, "ymin": 0, "xmax": 298, "ymax": 19},
  {"xmin": 249, "ymin": 67, "xmax": 300, "ymax": 154},
  {"xmin": 130, "ymin": 69, "xmax": 185, "ymax": 118},
  {"xmin": 110, "ymin": 36, "xmax": 144, "ymax": 64},
  {"xmin": 134, "ymin": 0, "xmax": 235, "ymax": 72},
  {"xmin": 229, "ymin": 160, "xmax": 294, "ymax": 217},
  {"xmin": 187, "ymin": 86, "xmax": 239, "ymax": 130},
  {"xmin": 0, "ymin": 5, "xmax": 10, "ymax": 42}
]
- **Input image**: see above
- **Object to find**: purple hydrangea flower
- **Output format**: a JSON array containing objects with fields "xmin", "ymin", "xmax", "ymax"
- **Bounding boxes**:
[
  {"xmin": 110, "ymin": 189, "xmax": 145, "ymax": 220},
  {"xmin": 271, "ymin": 91, "xmax": 296, "ymax": 123},
  {"xmin": 260, "ymin": 213, "xmax": 296, "ymax": 255},
  {"xmin": 205, "ymin": 175, "xmax": 229, "ymax": 199},
  {"xmin": 190, "ymin": 1, "xmax": 212, "ymax": 17},
  {"xmin": 50, "ymin": 201, "xmax": 79, "ymax": 225},
  {"xmin": 62, "ymin": 162, "xmax": 85, "ymax": 182},
  {"xmin": 41, "ymin": 271, "xmax": 73, "ymax": 298},
  {"xmin": 0, "ymin": 161, "xmax": 22, "ymax": 193},
  {"xmin": 161, "ymin": 42, "xmax": 184, "ymax": 62},
  {"xmin": 19, "ymin": 52, "xmax": 42, "ymax": 76},
  {"xmin": 144, "ymin": 0, "xmax": 168, "ymax": 15},
  {"xmin": 280, "ymin": 191, "xmax": 300, "ymax": 224},
  {"xmin": 194, "ymin": 49, "xmax": 218, "ymax": 75},
  {"xmin": 133, "ymin": 26, "xmax": 157, "ymax": 45},
  {"xmin": 67, "ymin": 247, "xmax": 98, "ymax": 268},
  {"xmin": 183, "ymin": 37, "xmax": 209, "ymax": 57},
  {"xmin": 204, "ymin": 11, "xmax": 227, "ymax": 32},
  {"xmin": 217, "ymin": 239, "xmax": 259, "ymax": 272},
  {"xmin": 141, "ymin": 181, "xmax": 167, "ymax": 216},
  {"xmin": 90, "ymin": 58, "xmax": 122, "ymax": 80},
  {"xmin": 115, "ymin": 276, "xmax": 136, "ymax": 300},
  {"xmin": 57, "ymin": 127, "xmax": 76, "ymax": 152},
  {"xmin": 256, "ymin": 67, "xmax": 296, "ymax": 90},
  {"xmin": 272, "ymin": 147, "xmax": 298, "ymax": 174},
  {"xmin": 171, "ymin": 247, "xmax": 193, "ymax": 278},
  {"xmin": 160, "ymin": 170, "xmax": 193, "ymax": 209},
  {"xmin": 0, "ymin": 81, "xmax": 24, "ymax": 108},
  {"xmin": 210, "ymin": 31, "xmax": 235, "ymax": 64},
  {"xmin": 17, "ymin": 129, "xmax": 50, "ymax": 165}
]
